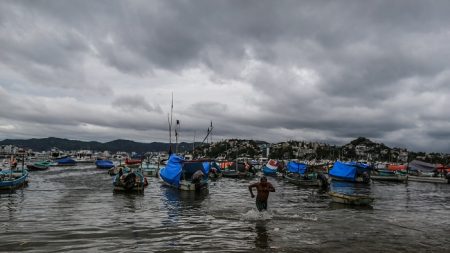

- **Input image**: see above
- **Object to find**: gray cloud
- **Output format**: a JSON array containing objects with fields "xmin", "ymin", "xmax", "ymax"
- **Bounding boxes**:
[
  {"xmin": 1, "ymin": 1, "xmax": 450, "ymax": 152},
  {"xmin": 112, "ymin": 95, "xmax": 163, "ymax": 113}
]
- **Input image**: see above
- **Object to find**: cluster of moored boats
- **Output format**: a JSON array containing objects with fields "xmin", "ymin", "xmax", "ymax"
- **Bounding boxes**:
[{"xmin": 2, "ymin": 153, "xmax": 449, "ymax": 207}]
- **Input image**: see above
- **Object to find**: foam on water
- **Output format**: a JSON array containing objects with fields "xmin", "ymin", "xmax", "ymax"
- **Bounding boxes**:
[{"xmin": 241, "ymin": 209, "xmax": 273, "ymax": 221}]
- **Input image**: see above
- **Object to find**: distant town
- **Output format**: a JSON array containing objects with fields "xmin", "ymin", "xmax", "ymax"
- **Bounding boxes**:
[{"xmin": 1, "ymin": 137, "xmax": 448, "ymax": 165}]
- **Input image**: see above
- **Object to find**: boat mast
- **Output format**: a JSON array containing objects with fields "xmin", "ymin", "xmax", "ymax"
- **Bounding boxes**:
[
  {"xmin": 168, "ymin": 93, "xmax": 174, "ymax": 156},
  {"xmin": 175, "ymin": 120, "xmax": 180, "ymax": 154}
]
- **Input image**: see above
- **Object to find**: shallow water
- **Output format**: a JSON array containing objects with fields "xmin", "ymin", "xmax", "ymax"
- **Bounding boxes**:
[{"xmin": 1, "ymin": 165, "xmax": 449, "ymax": 252}]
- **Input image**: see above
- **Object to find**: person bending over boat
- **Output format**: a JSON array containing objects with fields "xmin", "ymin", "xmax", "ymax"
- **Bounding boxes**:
[{"xmin": 249, "ymin": 176, "xmax": 275, "ymax": 212}]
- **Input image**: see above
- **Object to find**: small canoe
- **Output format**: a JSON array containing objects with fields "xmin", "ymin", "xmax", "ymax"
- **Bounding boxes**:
[
  {"xmin": 407, "ymin": 175, "xmax": 449, "ymax": 184},
  {"xmin": 371, "ymin": 174, "xmax": 408, "ymax": 182},
  {"xmin": 284, "ymin": 174, "xmax": 322, "ymax": 186},
  {"xmin": 328, "ymin": 191, "xmax": 374, "ymax": 206},
  {"xmin": 222, "ymin": 170, "xmax": 254, "ymax": 179}
]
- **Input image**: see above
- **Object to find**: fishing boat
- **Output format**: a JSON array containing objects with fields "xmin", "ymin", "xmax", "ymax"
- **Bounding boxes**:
[
  {"xmin": 141, "ymin": 160, "xmax": 160, "ymax": 177},
  {"xmin": 0, "ymin": 169, "xmax": 29, "ymax": 191},
  {"xmin": 112, "ymin": 167, "xmax": 148, "ymax": 193},
  {"xmin": 406, "ymin": 160, "xmax": 450, "ymax": 184},
  {"xmin": 95, "ymin": 159, "xmax": 115, "ymax": 169},
  {"xmin": 55, "ymin": 157, "xmax": 77, "ymax": 166},
  {"xmin": 371, "ymin": 169, "xmax": 408, "ymax": 182},
  {"xmin": 159, "ymin": 155, "xmax": 210, "ymax": 191},
  {"xmin": 221, "ymin": 161, "xmax": 255, "ymax": 179},
  {"xmin": 0, "ymin": 155, "xmax": 29, "ymax": 191},
  {"xmin": 284, "ymin": 161, "xmax": 330, "ymax": 187},
  {"xmin": 125, "ymin": 158, "xmax": 142, "ymax": 168},
  {"xmin": 329, "ymin": 161, "xmax": 371, "ymax": 184},
  {"xmin": 262, "ymin": 159, "xmax": 279, "ymax": 177},
  {"xmin": 26, "ymin": 161, "xmax": 52, "ymax": 171},
  {"xmin": 328, "ymin": 191, "xmax": 374, "ymax": 206}
]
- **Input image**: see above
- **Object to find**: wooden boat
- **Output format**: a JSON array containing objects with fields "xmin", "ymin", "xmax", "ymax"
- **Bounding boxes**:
[
  {"xmin": 284, "ymin": 173, "xmax": 329, "ymax": 187},
  {"xmin": 141, "ymin": 161, "xmax": 160, "ymax": 177},
  {"xmin": 0, "ymin": 169, "xmax": 29, "ymax": 191},
  {"xmin": 328, "ymin": 191, "xmax": 374, "ymax": 206},
  {"xmin": 113, "ymin": 168, "xmax": 148, "ymax": 193},
  {"xmin": 26, "ymin": 161, "xmax": 52, "ymax": 171},
  {"xmin": 407, "ymin": 175, "xmax": 449, "ymax": 184},
  {"xmin": 284, "ymin": 161, "xmax": 330, "ymax": 187},
  {"xmin": 371, "ymin": 170, "xmax": 408, "ymax": 182},
  {"xmin": 222, "ymin": 169, "xmax": 254, "ymax": 179},
  {"xmin": 221, "ymin": 161, "xmax": 256, "ymax": 179}
]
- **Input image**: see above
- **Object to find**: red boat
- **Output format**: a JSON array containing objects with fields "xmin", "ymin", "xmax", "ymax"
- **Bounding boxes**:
[{"xmin": 125, "ymin": 158, "xmax": 142, "ymax": 166}]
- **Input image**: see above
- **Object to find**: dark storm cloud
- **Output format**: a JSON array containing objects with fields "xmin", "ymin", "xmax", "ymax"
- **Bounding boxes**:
[{"xmin": 1, "ymin": 1, "xmax": 450, "ymax": 151}]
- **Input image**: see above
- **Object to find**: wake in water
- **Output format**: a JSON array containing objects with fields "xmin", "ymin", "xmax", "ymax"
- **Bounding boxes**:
[{"xmin": 241, "ymin": 209, "xmax": 273, "ymax": 221}]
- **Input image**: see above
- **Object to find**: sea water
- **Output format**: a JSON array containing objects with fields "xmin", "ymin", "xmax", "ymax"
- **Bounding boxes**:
[{"xmin": 0, "ymin": 165, "xmax": 449, "ymax": 252}]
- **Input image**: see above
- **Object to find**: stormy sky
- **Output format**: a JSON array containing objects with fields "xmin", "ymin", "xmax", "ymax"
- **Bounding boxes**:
[{"xmin": 1, "ymin": 0, "xmax": 450, "ymax": 152}]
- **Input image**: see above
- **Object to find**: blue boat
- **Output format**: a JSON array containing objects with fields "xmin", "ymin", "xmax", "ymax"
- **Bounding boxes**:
[
  {"xmin": 55, "ymin": 157, "xmax": 77, "ymax": 166},
  {"xmin": 262, "ymin": 159, "xmax": 279, "ymax": 177},
  {"xmin": 329, "ymin": 161, "xmax": 371, "ymax": 184},
  {"xmin": 95, "ymin": 159, "xmax": 115, "ymax": 169},
  {"xmin": 0, "ymin": 169, "xmax": 29, "ymax": 191},
  {"xmin": 159, "ymin": 155, "xmax": 210, "ymax": 191}
]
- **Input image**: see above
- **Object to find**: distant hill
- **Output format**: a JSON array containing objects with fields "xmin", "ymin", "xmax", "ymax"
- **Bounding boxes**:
[{"xmin": 0, "ymin": 137, "xmax": 196, "ymax": 153}]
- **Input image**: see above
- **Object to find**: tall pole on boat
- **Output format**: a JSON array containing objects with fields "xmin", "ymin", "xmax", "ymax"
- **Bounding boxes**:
[
  {"xmin": 175, "ymin": 119, "xmax": 180, "ymax": 154},
  {"xmin": 168, "ymin": 93, "xmax": 174, "ymax": 156},
  {"xmin": 210, "ymin": 121, "xmax": 213, "ymax": 144},
  {"xmin": 192, "ymin": 131, "xmax": 196, "ymax": 153}
]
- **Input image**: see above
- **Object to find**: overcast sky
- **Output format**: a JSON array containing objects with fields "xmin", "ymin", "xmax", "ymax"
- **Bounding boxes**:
[{"xmin": 1, "ymin": 1, "xmax": 450, "ymax": 152}]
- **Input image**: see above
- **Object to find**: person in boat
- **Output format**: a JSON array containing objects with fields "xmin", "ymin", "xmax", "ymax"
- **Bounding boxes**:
[
  {"xmin": 192, "ymin": 169, "xmax": 205, "ymax": 184},
  {"xmin": 248, "ymin": 176, "xmax": 275, "ymax": 212}
]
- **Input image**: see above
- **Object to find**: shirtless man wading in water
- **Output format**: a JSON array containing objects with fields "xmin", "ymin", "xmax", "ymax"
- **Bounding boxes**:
[{"xmin": 248, "ymin": 176, "xmax": 275, "ymax": 212}]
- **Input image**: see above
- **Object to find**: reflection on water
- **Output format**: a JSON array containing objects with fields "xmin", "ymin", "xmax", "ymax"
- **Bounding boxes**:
[
  {"xmin": 254, "ymin": 221, "xmax": 270, "ymax": 249},
  {"xmin": 0, "ymin": 165, "xmax": 449, "ymax": 252}
]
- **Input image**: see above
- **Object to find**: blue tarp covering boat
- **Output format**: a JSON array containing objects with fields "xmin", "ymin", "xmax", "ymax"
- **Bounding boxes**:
[
  {"xmin": 95, "ymin": 160, "xmax": 114, "ymax": 169},
  {"xmin": 329, "ymin": 161, "xmax": 372, "ymax": 182},
  {"xmin": 56, "ymin": 157, "xmax": 76, "ymax": 166},
  {"xmin": 159, "ymin": 155, "xmax": 211, "ymax": 188},
  {"xmin": 287, "ymin": 161, "xmax": 307, "ymax": 175},
  {"xmin": 329, "ymin": 161, "xmax": 357, "ymax": 181},
  {"xmin": 159, "ymin": 155, "xmax": 184, "ymax": 187}
]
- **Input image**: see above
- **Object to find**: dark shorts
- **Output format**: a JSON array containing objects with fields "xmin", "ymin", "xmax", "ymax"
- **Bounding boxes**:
[{"xmin": 256, "ymin": 199, "xmax": 267, "ymax": 212}]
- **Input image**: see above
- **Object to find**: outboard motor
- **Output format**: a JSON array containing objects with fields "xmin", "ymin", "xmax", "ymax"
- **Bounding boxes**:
[
  {"xmin": 362, "ymin": 171, "xmax": 370, "ymax": 184},
  {"xmin": 317, "ymin": 172, "xmax": 329, "ymax": 189}
]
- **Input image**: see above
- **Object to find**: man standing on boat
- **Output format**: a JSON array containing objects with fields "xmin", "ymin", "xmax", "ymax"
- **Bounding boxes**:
[{"xmin": 249, "ymin": 176, "xmax": 275, "ymax": 212}]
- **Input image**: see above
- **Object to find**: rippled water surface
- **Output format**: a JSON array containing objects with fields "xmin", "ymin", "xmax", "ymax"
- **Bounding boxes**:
[{"xmin": 1, "ymin": 165, "xmax": 449, "ymax": 252}]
